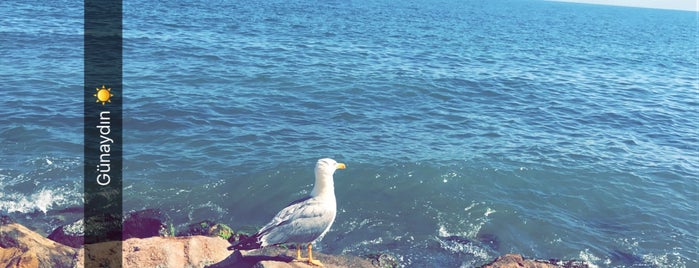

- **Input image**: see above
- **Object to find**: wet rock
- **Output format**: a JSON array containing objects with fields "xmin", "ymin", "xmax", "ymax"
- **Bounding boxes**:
[
  {"xmin": 228, "ymin": 227, "xmax": 258, "ymax": 245},
  {"xmin": 477, "ymin": 233, "xmax": 500, "ymax": 251},
  {"xmin": 0, "ymin": 222, "xmax": 77, "ymax": 268},
  {"xmin": 481, "ymin": 254, "xmax": 589, "ymax": 268},
  {"xmin": 0, "ymin": 215, "xmax": 14, "ymax": 225},
  {"xmin": 441, "ymin": 233, "xmax": 500, "ymax": 252},
  {"xmin": 544, "ymin": 258, "xmax": 589, "ymax": 268},
  {"xmin": 608, "ymin": 249, "xmax": 646, "ymax": 267},
  {"xmin": 84, "ymin": 212, "xmax": 123, "ymax": 242},
  {"xmin": 365, "ymin": 253, "xmax": 400, "ymax": 268},
  {"xmin": 48, "ymin": 218, "xmax": 84, "ymax": 248},
  {"xmin": 442, "ymin": 235, "xmax": 473, "ymax": 244},
  {"xmin": 123, "ymin": 209, "xmax": 172, "ymax": 239},
  {"xmin": 210, "ymin": 246, "xmax": 377, "ymax": 268},
  {"xmin": 178, "ymin": 220, "xmax": 234, "ymax": 240}
]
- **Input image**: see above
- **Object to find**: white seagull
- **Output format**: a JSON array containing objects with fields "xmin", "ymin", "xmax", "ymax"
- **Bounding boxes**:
[{"xmin": 229, "ymin": 158, "xmax": 346, "ymax": 266}]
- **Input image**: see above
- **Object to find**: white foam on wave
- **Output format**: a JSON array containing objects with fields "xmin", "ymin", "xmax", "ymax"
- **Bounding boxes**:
[
  {"xmin": 578, "ymin": 249, "xmax": 605, "ymax": 268},
  {"xmin": 0, "ymin": 188, "xmax": 74, "ymax": 214},
  {"xmin": 436, "ymin": 236, "xmax": 491, "ymax": 267},
  {"xmin": 437, "ymin": 220, "xmax": 483, "ymax": 239},
  {"xmin": 610, "ymin": 236, "xmax": 691, "ymax": 268},
  {"xmin": 438, "ymin": 201, "xmax": 494, "ymax": 239},
  {"xmin": 186, "ymin": 200, "xmax": 226, "ymax": 222},
  {"xmin": 0, "ymin": 156, "xmax": 82, "ymax": 215},
  {"xmin": 435, "ymin": 202, "xmax": 498, "ymax": 267},
  {"xmin": 642, "ymin": 251, "xmax": 690, "ymax": 268},
  {"xmin": 484, "ymin": 207, "xmax": 496, "ymax": 217}
]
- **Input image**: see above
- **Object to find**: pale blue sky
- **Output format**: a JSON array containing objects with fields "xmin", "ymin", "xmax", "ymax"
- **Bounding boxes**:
[{"xmin": 550, "ymin": 0, "xmax": 698, "ymax": 11}]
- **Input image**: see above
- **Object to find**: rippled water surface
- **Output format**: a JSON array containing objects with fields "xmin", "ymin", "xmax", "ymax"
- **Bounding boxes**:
[{"xmin": 1, "ymin": 0, "xmax": 697, "ymax": 267}]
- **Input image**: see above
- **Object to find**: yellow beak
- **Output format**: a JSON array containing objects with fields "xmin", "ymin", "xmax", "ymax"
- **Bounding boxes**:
[{"xmin": 336, "ymin": 163, "xmax": 347, "ymax": 169}]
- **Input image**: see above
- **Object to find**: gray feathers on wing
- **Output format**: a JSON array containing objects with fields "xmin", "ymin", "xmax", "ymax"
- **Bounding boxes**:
[{"xmin": 255, "ymin": 196, "xmax": 336, "ymax": 247}]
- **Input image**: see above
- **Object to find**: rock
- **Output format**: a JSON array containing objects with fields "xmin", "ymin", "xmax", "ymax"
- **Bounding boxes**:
[
  {"xmin": 229, "ymin": 230, "xmax": 253, "ymax": 245},
  {"xmin": 75, "ymin": 235, "xmax": 231, "ymax": 268},
  {"xmin": 1, "ymin": 217, "xmax": 592, "ymax": 268},
  {"xmin": 480, "ymin": 254, "xmax": 589, "ymax": 268},
  {"xmin": 477, "ymin": 233, "xmax": 500, "ymax": 251},
  {"xmin": 545, "ymin": 258, "xmax": 589, "ymax": 268},
  {"xmin": 608, "ymin": 249, "xmax": 646, "ymax": 267},
  {"xmin": 83, "ymin": 212, "xmax": 123, "ymax": 242},
  {"xmin": 178, "ymin": 220, "xmax": 234, "ymax": 240},
  {"xmin": 49, "ymin": 209, "xmax": 173, "ymax": 247},
  {"xmin": 209, "ymin": 246, "xmax": 377, "ymax": 268},
  {"xmin": 208, "ymin": 223, "xmax": 234, "ymax": 240},
  {"xmin": 364, "ymin": 253, "xmax": 400, "ymax": 268},
  {"xmin": 179, "ymin": 220, "xmax": 216, "ymax": 236},
  {"xmin": 481, "ymin": 254, "xmax": 550, "ymax": 268},
  {"xmin": 0, "ymin": 222, "xmax": 77, "ymax": 268},
  {"xmin": 48, "ymin": 218, "xmax": 84, "ymax": 248},
  {"xmin": 123, "ymin": 209, "xmax": 173, "ymax": 239},
  {"xmin": 0, "ymin": 215, "xmax": 14, "ymax": 225}
]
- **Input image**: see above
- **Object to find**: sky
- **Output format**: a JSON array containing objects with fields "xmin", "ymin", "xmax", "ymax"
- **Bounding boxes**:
[{"xmin": 550, "ymin": 0, "xmax": 698, "ymax": 11}]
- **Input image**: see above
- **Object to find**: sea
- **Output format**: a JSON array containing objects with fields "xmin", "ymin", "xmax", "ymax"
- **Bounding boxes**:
[{"xmin": 1, "ymin": 0, "xmax": 697, "ymax": 267}]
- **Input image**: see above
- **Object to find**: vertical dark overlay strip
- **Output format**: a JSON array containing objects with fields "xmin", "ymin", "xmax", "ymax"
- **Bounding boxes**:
[{"xmin": 85, "ymin": 0, "xmax": 122, "ymax": 266}]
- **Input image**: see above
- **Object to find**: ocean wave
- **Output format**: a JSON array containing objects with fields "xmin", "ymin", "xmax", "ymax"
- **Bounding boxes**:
[
  {"xmin": 436, "ymin": 237, "xmax": 492, "ymax": 267},
  {"xmin": 0, "ymin": 188, "xmax": 74, "ymax": 214},
  {"xmin": 0, "ymin": 156, "xmax": 82, "ymax": 216}
]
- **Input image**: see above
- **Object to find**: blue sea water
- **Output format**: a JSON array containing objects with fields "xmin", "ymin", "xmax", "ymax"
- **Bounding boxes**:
[{"xmin": 1, "ymin": 0, "xmax": 698, "ymax": 267}]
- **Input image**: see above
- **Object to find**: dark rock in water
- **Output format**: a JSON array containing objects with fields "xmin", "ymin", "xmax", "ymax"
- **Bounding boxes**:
[
  {"xmin": 482, "ymin": 254, "xmax": 589, "ymax": 268},
  {"xmin": 609, "ymin": 249, "xmax": 648, "ymax": 267},
  {"xmin": 442, "ymin": 235, "xmax": 473, "ymax": 244},
  {"xmin": 229, "ymin": 226, "xmax": 258, "ymax": 244},
  {"xmin": 177, "ymin": 220, "xmax": 234, "ymax": 240},
  {"xmin": 477, "ymin": 233, "xmax": 500, "ymax": 251},
  {"xmin": 123, "ymin": 209, "xmax": 172, "ymax": 239},
  {"xmin": 178, "ymin": 220, "xmax": 215, "ymax": 236},
  {"xmin": 230, "ymin": 231, "xmax": 251, "ymax": 245},
  {"xmin": 49, "ymin": 206, "xmax": 84, "ymax": 215},
  {"xmin": 48, "ymin": 218, "xmax": 84, "ymax": 248},
  {"xmin": 364, "ymin": 253, "xmax": 400, "ymax": 268},
  {"xmin": 0, "ymin": 214, "xmax": 14, "ymax": 225},
  {"xmin": 441, "ymin": 233, "xmax": 499, "ymax": 252},
  {"xmin": 84, "ymin": 213, "xmax": 123, "ymax": 242},
  {"xmin": 547, "ymin": 258, "xmax": 590, "ymax": 268}
]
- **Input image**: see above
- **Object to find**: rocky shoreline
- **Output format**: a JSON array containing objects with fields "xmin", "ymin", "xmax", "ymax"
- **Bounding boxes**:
[{"xmin": 0, "ymin": 211, "xmax": 589, "ymax": 267}]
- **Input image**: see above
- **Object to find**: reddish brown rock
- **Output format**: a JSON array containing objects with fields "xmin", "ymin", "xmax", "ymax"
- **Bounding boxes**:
[
  {"xmin": 1, "ymin": 219, "xmax": 588, "ymax": 268},
  {"xmin": 209, "ymin": 246, "xmax": 377, "ymax": 268},
  {"xmin": 481, "ymin": 254, "xmax": 551, "ymax": 268},
  {"xmin": 0, "ymin": 220, "xmax": 377, "ymax": 268},
  {"xmin": 481, "ymin": 254, "xmax": 588, "ymax": 268},
  {"xmin": 75, "ymin": 235, "xmax": 231, "ymax": 268},
  {"xmin": 0, "ymin": 223, "xmax": 77, "ymax": 268}
]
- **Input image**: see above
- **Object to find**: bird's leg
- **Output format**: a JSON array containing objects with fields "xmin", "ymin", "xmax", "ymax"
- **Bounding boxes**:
[
  {"xmin": 307, "ymin": 243, "xmax": 323, "ymax": 266},
  {"xmin": 294, "ymin": 244, "xmax": 308, "ymax": 261}
]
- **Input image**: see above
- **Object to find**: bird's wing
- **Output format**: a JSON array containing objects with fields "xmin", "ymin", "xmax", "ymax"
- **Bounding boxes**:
[
  {"xmin": 256, "ymin": 196, "xmax": 336, "ymax": 246},
  {"xmin": 257, "ymin": 196, "xmax": 312, "ymax": 235}
]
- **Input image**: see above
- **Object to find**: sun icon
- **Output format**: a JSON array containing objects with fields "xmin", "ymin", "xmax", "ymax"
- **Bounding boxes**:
[{"xmin": 94, "ymin": 85, "xmax": 114, "ymax": 105}]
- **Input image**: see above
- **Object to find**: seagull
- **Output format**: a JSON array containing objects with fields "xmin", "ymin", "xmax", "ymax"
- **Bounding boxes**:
[{"xmin": 229, "ymin": 158, "xmax": 346, "ymax": 266}]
